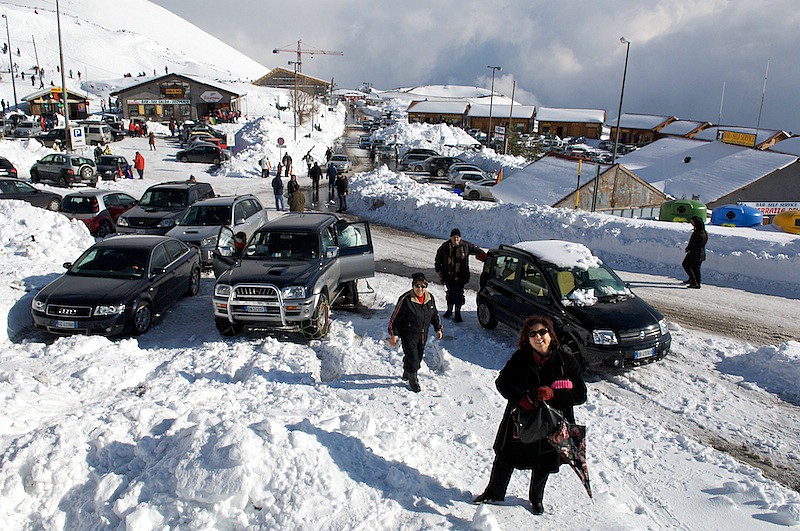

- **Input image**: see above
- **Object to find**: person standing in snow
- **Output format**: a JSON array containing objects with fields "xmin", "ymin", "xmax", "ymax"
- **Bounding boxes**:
[
  {"xmin": 271, "ymin": 173, "xmax": 285, "ymax": 211},
  {"xmin": 148, "ymin": 131, "xmax": 156, "ymax": 151},
  {"xmin": 683, "ymin": 215, "xmax": 708, "ymax": 289},
  {"xmin": 434, "ymin": 229, "xmax": 486, "ymax": 322},
  {"xmin": 326, "ymin": 162, "xmax": 338, "ymax": 202},
  {"xmin": 473, "ymin": 315, "xmax": 586, "ymax": 515},
  {"xmin": 282, "ymin": 153, "xmax": 292, "ymax": 177},
  {"xmin": 259, "ymin": 155, "xmax": 272, "ymax": 178},
  {"xmin": 133, "ymin": 151, "xmax": 145, "ymax": 179},
  {"xmin": 335, "ymin": 171, "xmax": 348, "ymax": 213},
  {"xmin": 309, "ymin": 161, "xmax": 322, "ymax": 205},
  {"xmin": 288, "ymin": 178, "xmax": 305, "ymax": 212},
  {"xmin": 387, "ymin": 272, "xmax": 443, "ymax": 393}
]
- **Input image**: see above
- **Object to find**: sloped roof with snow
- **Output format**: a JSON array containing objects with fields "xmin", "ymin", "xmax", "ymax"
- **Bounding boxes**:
[
  {"xmin": 110, "ymin": 73, "xmax": 243, "ymax": 97},
  {"xmin": 467, "ymin": 104, "xmax": 535, "ymax": 119},
  {"xmin": 536, "ymin": 107, "xmax": 605, "ymax": 123},
  {"xmin": 492, "ymin": 155, "xmax": 608, "ymax": 206},
  {"xmin": 407, "ymin": 101, "xmax": 469, "ymax": 115},
  {"xmin": 657, "ymin": 120, "xmax": 710, "ymax": 136},
  {"xmin": 22, "ymin": 86, "xmax": 91, "ymax": 101},
  {"xmin": 609, "ymin": 113, "xmax": 675, "ymax": 130},
  {"xmin": 402, "ymin": 85, "xmax": 495, "ymax": 99},
  {"xmin": 618, "ymin": 137, "xmax": 797, "ymax": 202},
  {"xmin": 693, "ymin": 126, "xmax": 788, "ymax": 146},
  {"xmin": 768, "ymin": 136, "xmax": 800, "ymax": 156}
]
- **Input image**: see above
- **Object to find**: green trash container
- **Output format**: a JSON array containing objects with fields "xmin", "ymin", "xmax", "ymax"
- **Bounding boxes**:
[{"xmin": 659, "ymin": 199, "xmax": 708, "ymax": 222}]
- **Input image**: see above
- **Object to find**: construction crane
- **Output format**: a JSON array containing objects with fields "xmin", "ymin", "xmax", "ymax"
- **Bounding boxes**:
[{"xmin": 272, "ymin": 40, "xmax": 343, "ymax": 73}]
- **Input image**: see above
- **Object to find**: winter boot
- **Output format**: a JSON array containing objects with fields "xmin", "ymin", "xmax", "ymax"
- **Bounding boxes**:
[
  {"xmin": 453, "ymin": 306, "xmax": 463, "ymax": 323},
  {"xmin": 443, "ymin": 304, "xmax": 453, "ymax": 319},
  {"xmin": 529, "ymin": 471, "xmax": 549, "ymax": 515},
  {"xmin": 408, "ymin": 372, "xmax": 421, "ymax": 393},
  {"xmin": 401, "ymin": 370, "xmax": 410, "ymax": 381}
]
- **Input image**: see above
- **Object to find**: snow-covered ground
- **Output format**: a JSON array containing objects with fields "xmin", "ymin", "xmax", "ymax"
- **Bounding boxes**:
[{"xmin": 1, "ymin": 0, "xmax": 800, "ymax": 529}]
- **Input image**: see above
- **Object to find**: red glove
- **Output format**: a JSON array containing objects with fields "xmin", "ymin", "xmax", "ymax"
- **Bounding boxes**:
[
  {"xmin": 518, "ymin": 394, "xmax": 536, "ymax": 411},
  {"xmin": 536, "ymin": 386, "xmax": 554, "ymax": 402}
]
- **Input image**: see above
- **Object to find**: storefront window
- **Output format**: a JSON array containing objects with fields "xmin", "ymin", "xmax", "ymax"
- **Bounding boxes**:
[
  {"xmin": 145, "ymin": 105, "xmax": 157, "ymax": 117},
  {"xmin": 180, "ymin": 105, "xmax": 191, "ymax": 118}
]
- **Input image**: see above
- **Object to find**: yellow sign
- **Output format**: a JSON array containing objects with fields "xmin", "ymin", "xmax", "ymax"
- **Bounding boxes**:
[
  {"xmin": 164, "ymin": 88, "xmax": 184, "ymax": 95},
  {"xmin": 720, "ymin": 130, "xmax": 757, "ymax": 148}
]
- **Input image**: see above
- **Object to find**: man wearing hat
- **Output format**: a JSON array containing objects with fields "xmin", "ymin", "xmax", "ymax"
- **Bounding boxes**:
[
  {"xmin": 434, "ymin": 228, "xmax": 487, "ymax": 322},
  {"xmin": 388, "ymin": 272, "xmax": 443, "ymax": 392}
]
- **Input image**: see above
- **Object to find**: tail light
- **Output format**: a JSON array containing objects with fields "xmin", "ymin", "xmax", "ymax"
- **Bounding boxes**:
[
  {"xmin": 10, "ymin": 167, "xmax": 17, "ymax": 176},
  {"xmin": 66, "ymin": 169, "xmax": 74, "ymax": 175},
  {"xmin": 91, "ymin": 197, "xmax": 99, "ymax": 213}
]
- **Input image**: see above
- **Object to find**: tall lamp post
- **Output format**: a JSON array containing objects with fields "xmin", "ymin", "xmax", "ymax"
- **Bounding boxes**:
[
  {"xmin": 486, "ymin": 65, "xmax": 501, "ymax": 147},
  {"xmin": 611, "ymin": 37, "xmax": 631, "ymax": 166},
  {"xmin": 2, "ymin": 14, "xmax": 17, "ymax": 108},
  {"xmin": 56, "ymin": 0, "xmax": 71, "ymax": 150},
  {"xmin": 289, "ymin": 60, "xmax": 299, "ymax": 141}
]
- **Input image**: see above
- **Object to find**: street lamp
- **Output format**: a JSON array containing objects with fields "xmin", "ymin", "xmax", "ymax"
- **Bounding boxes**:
[
  {"xmin": 289, "ymin": 60, "xmax": 299, "ymax": 141},
  {"xmin": 487, "ymin": 65, "xmax": 501, "ymax": 147},
  {"xmin": 1, "ymin": 14, "xmax": 17, "ymax": 108},
  {"xmin": 611, "ymin": 37, "xmax": 631, "ymax": 166}
]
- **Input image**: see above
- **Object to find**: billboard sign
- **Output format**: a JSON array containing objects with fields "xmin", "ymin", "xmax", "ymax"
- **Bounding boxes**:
[
  {"xmin": 199, "ymin": 90, "xmax": 224, "ymax": 103},
  {"xmin": 70, "ymin": 125, "xmax": 86, "ymax": 148},
  {"xmin": 739, "ymin": 201, "xmax": 800, "ymax": 216},
  {"xmin": 718, "ymin": 130, "xmax": 757, "ymax": 148}
]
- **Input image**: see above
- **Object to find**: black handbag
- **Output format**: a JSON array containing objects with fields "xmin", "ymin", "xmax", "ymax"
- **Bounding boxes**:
[{"xmin": 513, "ymin": 402, "xmax": 566, "ymax": 444}]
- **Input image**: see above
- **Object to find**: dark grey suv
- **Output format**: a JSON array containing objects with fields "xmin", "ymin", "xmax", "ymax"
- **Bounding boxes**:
[
  {"xmin": 477, "ymin": 240, "xmax": 670, "ymax": 370},
  {"xmin": 116, "ymin": 181, "xmax": 215, "ymax": 236},
  {"xmin": 30, "ymin": 154, "xmax": 97, "ymax": 187}
]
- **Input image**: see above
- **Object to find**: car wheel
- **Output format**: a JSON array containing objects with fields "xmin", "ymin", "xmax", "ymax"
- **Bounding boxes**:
[
  {"xmin": 303, "ymin": 292, "xmax": 330, "ymax": 339},
  {"xmin": 81, "ymin": 166, "xmax": 93, "ymax": 179},
  {"xmin": 477, "ymin": 298, "xmax": 498, "ymax": 330},
  {"xmin": 96, "ymin": 220, "xmax": 113, "ymax": 238},
  {"xmin": 46, "ymin": 198, "xmax": 60, "ymax": 211},
  {"xmin": 57, "ymin": 176, "xmax": 68, "ymax": 188},
  {"xmin": 436, "ymin": 168, "xmax": 446, "ymax": 177},
  {"xmin": 215, "ymin": 317, "xmax": 244, "ymax": 337},
  {"xmin": 213, "ymin": 157, "xmax": 221, "ymax": 165},
  {"xmin": 30, "ymin": 170, "xmax": 39, "ymax": 183},
  {"xmin": 131, "ymin": 301, "xmax": 152, "ymax": 335},
  {"xmin": 186, "ymin": 267, "xmax": 200, "ymax": 296},
  {"xmin": 180, "ymin": 155, "xmax": 189, "ymax": 163},
  {"xmin": 413, "ymin": 165, "xmax": 424, "ymax": 172},
  {"xmin": 468, "ymin": 190, "xmax": 480, "ymax": 200}
]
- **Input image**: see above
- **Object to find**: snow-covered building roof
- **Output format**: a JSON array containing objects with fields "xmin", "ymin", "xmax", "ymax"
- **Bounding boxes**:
[
  {"xmin": 609, "ymin": 113, "xmax": 676, "ymax": 130},
  {"xmin": 618, "ymin": 137, "xmax": 798, "ymax": 203},
  {"xmin": 768, "ymin": 136, "xmax": 800, "ymax": 157},
  {"xmin": 535, "ymin": 107, "xmax": 605, "ymax": 124},
  {"xmin": 467, "ymin": 104, "xmax": 535, "ymax": 119},
  {"xmin": 693, "ymin": 126, "xmax": 790, "ymax": 148},
  {"xmin": 22, "ymin": 86, "xmax": 91, "ymax": 101},
  {"xmin": 400, "ymin": 85, "xmax": 495, "ymax": 99},
  {"xmin": 492, "ymin": 155, "xmax": 609, "ymax": 206},
  {"xmin": 657, "ymin": 120, "xmax": 710, "ymax": 137},
  {"xmin": 109, "ymin": 73, "xmax": 244, "ymax": 97},
  {"xmin": 406, "ymin": 101, "xmax": 469, "ymax": 115}
]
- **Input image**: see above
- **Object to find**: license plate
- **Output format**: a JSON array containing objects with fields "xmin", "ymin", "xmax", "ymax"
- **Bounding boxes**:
[
  {"xmin": 244, "ymin": 306, "xmax": 265, "ymax": 313},
  {"xmin": 55, "ymin": 320, "xmax": 78, "ymax": 329},
  {"xmin": 634, "ymin": 348, "xmax": 655, "ymax": 359},
  {"xmin": 135, "ymin": 229, "xmax": 148, "ymax": 234}
]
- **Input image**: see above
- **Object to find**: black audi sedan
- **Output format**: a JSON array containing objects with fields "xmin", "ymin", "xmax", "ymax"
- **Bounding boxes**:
[{"xmin": 32, "ymin": 235, "xmax": 201, "ymax": 336}]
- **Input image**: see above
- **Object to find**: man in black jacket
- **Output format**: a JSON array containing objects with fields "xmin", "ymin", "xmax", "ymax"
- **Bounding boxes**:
[
  {"xmin": 309, "ymin": 161, "xmax": 323, "ymax": 205},
  {"xmin": 434, "ymin": 228, "xmax": 486, "ymax": 322},
  {"xmin": 388, "ymin": 273, "xmax": 443, "ymax": 392}
]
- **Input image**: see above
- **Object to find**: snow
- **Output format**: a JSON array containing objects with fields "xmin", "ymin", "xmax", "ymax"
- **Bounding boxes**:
[
  {"xmin": 618, "ymin": 137, "xmax": 797, "ymax": 203},
  {"xmin": 611, "ymin": 113, "xmax": 675, "ymax": 130},
  {"xmin": 467, "ymin": 104, "xmax": 535, "ymax": 119},
  {"xmin": 512, "ymin": 240, "xmax": 603, "ymax": 270},
  {"xmin": 656, "ymin": 119, "xmax": 710, "ymax": 137},
  {"xmin": 535, "ymin": 107, "xmax": 606, "ymax": 124},
  {"xmin": 0, "ymin": 2, "xmax": 800, "ymax": 529},
  {"xmin": 406, "ymin": 101, "xmax": 469, "ymax": 115},
  {"xmin": 769, "ymin": 136, "xmax": 800, "ymax": 156}
]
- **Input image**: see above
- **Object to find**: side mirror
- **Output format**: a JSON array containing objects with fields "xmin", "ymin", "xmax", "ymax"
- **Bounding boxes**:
[
  {"xmin": 63, "ymin": 262, "xmax": 72, "ymax": 269},
  {"xmin": 235, "ymin": 218, "xmax": 245, "ymax": 225},
  {"xmin": 325, "ymin": 246, "xmax": 339, "ymax": 259}
]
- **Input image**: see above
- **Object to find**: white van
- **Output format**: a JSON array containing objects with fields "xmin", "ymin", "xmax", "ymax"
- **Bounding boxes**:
[{"xmin": 82, "ymin": 123, "xmax": 113, "ymax": 145}]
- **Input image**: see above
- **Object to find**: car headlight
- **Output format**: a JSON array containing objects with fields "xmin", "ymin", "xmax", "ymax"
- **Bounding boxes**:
[
  {"xmin": 214, "ymin": 284, "xmax": 231, "ymax": 297},
  {"xmin": 658, "ymin": 319, "xmax": 669, "ymax": 336},
  {"xmin": 94, "ymin": 303, "xmax": 126, "ymax": 316},
  {"xmin": 201, "ymin": 235, "xmax": 218, "ymax": 247},
  {"xmin": 116, "ymin": 217, "xmax": 129, "ymax": 226},
  {"xmin": 281, "ymin": 286, "xmax": 307, "ymax": 299},
  {"xmin": 157, "ymin": 218, "xmax": 175, "ymax": 228},
  {"xmin": 591, "ymin": 329, "xmax": 618, "ymax": 346},
  {"xmin": 32, "ymin": 299, "xmax": 46, "ymax": 312}
]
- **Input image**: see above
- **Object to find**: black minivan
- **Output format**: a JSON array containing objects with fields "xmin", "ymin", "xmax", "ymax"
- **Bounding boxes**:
[{"xmin": 477, "ymin": 240, "xmax": 670, "ymax": 370}]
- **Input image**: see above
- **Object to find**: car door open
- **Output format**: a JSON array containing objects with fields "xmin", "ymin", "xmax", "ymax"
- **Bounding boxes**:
[{"xmin": 335, "ymin": 220, "xmax": 374, "ymax": 282}]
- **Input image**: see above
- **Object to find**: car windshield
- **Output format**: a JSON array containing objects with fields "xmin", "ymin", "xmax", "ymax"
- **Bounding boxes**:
[
  {"xmin": 545, "ymin": 263, "xmax": 630, "ymax": 303},
  {"xmin": 242, "ymin": 231, "xmax": 318, "ymax": 260},
  {"xmin": 61, "ymin": 196, "xmax": 98, "ymax": 214},
  {"xmin": 139, "ymin": 189, "xmax": 188, "ymax": 208},
  {"xmin": 332, "ymin": 156, "xmax": 347, "ymax": 162},
  {"xmin": 180, "ymin": 205, "xmax": 231, "ymax": 226},
  {"xmin": 69, "ymin": 247, "xmax": 149, "ymax": 279}
]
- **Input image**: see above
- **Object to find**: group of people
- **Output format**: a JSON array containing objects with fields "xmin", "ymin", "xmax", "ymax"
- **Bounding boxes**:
[
  {"xmin": 387, "ymin": 229, "xmax": 587, "ymax": 514},
  {"xmin": 259, "ymin": 151, "xmax": 349, "ymax": 214}
]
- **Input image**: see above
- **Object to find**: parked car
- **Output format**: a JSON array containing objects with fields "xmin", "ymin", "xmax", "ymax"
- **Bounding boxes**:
[
  {"xmin": 82, "ymin": 123, "xmax": 114, "ymax": 145},
  {"xmin": 211, "ymin": 213, "xmax": 374, "ymax": 338},
  {"xmin": 176, "ymin": 144, "xmax": 231, "ymax": 165},
  {"xmin": 361, "ymin": 120, "xmax": 374, "ymax": 131},
  {"xmin": 106, "ymin": 122, "xmax": 126, "ymax": 141},
  {"xmin": 188, "ymin": 135, "xmax": 227, "ymax": 150},
  {"xmin": 462, "ymin": 179, "xmax": 497, "ymax": 201},
  {"xmin": 423, "ymin": 156, "xmax": 464, "ymax": 177},
  {"xmin": 30, "ymin": 154, "xmax": 97, "ymax": 188},
  {"xmin": 59, "ymin": 190, "xmax": 137, "ymax": 237},
  {"xmin": 0, "ymin": 156, "xmax": 18, "ymax": 178},
  {"xmin": 399, "ymin": 152, "xmax": 432, "ymax": 172},
  {"xmin": 329, "ymin": 154, "xmax": 351, "ymax": 173},
  {"xmin": 13, "ymin": 120, "xmax": 44, "ymax": 138},
  {"xmin": 167, "ymin": 194, "xmax": 267, "ymax": 267},
  {"xmin": 452, "ymin": 170, "xmax": 489, "ymax": 190},
  {"xmin": 447, "ymin": 163, "xmax": 485, "ymax": 183},
  {"xmin": 116, "ymin": 181, "xmax": 215, "ymax": 235},
  {"xmin": 359, "ymin": 135, "xmax": 371, "ymax": 149},
  {"xmin": 405, "ymin": 148, "xmax": 440, "ymax": 158},
  {"xmin": 0, "ymin": 177, "xmax": 61, "ymax": 210},
  {"xmin": 35, "ymin": 128, "xmax": 66, "ymax": 148},
  {"xmin": 477, "ymin": 240, "xmax": 671, "ymax": 370},
  {"xmin": 96, "ymin": 155, "xmax": 130, "ymax": 181},
  {"xmin": 32, "ymin": 235, "xmax": 201, "ymax": 336}
]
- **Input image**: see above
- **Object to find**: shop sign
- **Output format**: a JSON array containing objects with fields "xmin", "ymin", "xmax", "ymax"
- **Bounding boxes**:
[
  {"xmin": 740, "ymin": 201, "xmax": 800, "ymax": 215},
  {"xmin": 128, "ymin": 99, "xmax": 190, "ymax": 105},
  {"xmin": 718, "ymin": 130, "xmax": 757, "ymax": 148},
  {"xmin": 200, "ymin": 91, "xmax": 224, "ymax": 103}
]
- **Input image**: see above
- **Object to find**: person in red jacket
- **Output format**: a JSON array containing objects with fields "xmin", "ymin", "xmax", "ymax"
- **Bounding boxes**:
[{"xmin": 133, "ymin": 151, "xmax": 145, "ymax": 179}]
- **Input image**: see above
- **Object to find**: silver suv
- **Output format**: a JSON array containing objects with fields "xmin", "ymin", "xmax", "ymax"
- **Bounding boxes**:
[{"xmin": 30, "ymin": 154, "xmax": 97, "ymax": 187}]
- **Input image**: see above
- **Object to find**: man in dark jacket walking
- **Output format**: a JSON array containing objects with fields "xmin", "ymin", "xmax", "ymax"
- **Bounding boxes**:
[
  {"xmin": 683, "ymin": 215, "xmax": 708, "ymax": 289},
  {"xmin": 271, "ymin": 174, "xmax": 285, "ymax": 211},
  {"xmin": 309, "ymin": 161, "xmax": 323, "ymax": 206},
  {"xmin": 388, "ymin": 273, "xmax": 443, "ymax": 392},
  {"xmin": 434, "ymin": 228, "xmax": 486, "ymax": 322},
  {"xmin": 326, "ymin": 162, "xmax": 338, "ymax": 202},
  {"xmin": 335, "ymin": 172, "xmax": 349, "ymax": 213}
]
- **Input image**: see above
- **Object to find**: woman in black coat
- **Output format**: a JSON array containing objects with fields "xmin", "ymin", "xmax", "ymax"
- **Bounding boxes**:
[
  {"xmin": 682, "ymin": 215, "xmax": 708, "ymax": 289},
  {"xmin": 474, "ymin": 315, "xmax": 587, "ymax": 514}
]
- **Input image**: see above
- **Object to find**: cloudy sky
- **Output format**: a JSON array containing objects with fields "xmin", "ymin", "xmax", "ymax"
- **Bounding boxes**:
[{"xmin": 151, "ymin": 0, "xmax": 800, "ymax": 133}]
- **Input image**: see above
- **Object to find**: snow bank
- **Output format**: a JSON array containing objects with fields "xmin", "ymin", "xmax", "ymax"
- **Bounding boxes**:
[
  {"xmin": 346, "ymin": 168, "xmax": 800, "ymax": 297},
  {"xmin": 717, "ymin": 340, "xmax": 800, "ymax": 405}
]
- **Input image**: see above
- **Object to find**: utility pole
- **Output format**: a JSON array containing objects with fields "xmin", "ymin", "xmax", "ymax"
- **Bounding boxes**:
[
  {"xmin": 2, "ymin": 14, "xmax": 17, "ymax": 108},
  {"xmin": 504, "ymin": 80, "xmax": 516, "ymax": 155},
  {"xmin": 32, "ymin": 34, "xmax": 40, "ymax": 73},
  {"xmin": 487, "ymin": 65, "xmax": 501, "ymax": 148},
  {"xmin": 289, "ymin": 60, "xmax": 299, "ymax": 141},
  {"xmin": 56, "ymin": 0, "xmax": 71, "ymax": 150}
]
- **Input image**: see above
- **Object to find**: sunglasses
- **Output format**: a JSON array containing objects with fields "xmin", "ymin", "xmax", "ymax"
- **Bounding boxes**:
[
  {"xmin": 413, "ymin": 283, "xmax": 428, "ymax": 289},
  {"xmin": 528, "ymin": 328, "xmax": 550, "ymax": 338}
]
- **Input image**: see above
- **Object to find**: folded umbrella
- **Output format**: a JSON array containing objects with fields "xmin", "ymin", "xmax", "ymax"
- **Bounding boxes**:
[{"xmin": 548, "ymin": 421, "xmax": 592, "ymax": 499}]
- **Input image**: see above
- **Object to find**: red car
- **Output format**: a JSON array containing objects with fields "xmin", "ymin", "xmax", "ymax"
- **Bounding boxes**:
[{"xmin": 60, "ymin": 190, "xmax": 137, "ymax": 238}]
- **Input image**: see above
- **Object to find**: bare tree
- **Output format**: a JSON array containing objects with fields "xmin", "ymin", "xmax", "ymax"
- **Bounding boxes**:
[{"xmin": 290, "ymin": 90, "xmax": 319, "ymax": 125}]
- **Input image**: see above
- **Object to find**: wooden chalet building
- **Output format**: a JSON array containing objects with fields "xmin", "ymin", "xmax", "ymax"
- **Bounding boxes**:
[
  {"xmin": 22, "ymin": 87, "xmax": 91, "ymax": 120},
  {"xmin": 693, "ymin": 126, "xmax": 791, "ymax": 150},
  {"xmin": 608, "ymin": 113, "xmax": 677, "ymax": 146},
  {"xmin": 466, "ymin": 103, "xmax": 535, "ymax": 134},
  {"xmin": 535, "ymin": 107, "xmax": 606, "ymax": 139},
  {"xmin": 253, "ymin": 68, "xmax": 331, "ymax": 97},
  {"xmin": 406, "ymin": 101, "xmax": 469, "ymax": 126}
]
